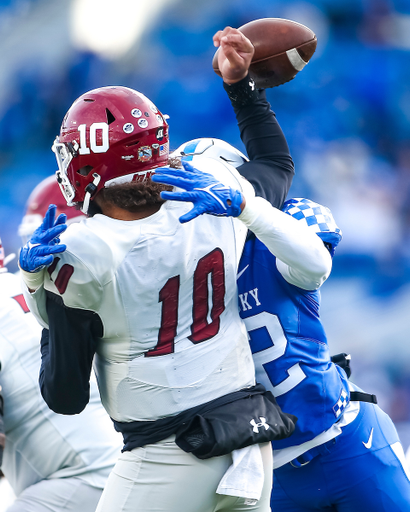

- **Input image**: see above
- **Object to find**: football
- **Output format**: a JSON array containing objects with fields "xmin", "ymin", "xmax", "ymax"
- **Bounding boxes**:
[{"xmin": 212, "ymin": 18, "xmax": 317, "ymax": 88}]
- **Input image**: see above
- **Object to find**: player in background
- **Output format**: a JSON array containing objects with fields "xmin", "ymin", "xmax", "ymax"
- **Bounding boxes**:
[
  {"xmin": 18, "ymin": 175, "xmax": 85, "ymax": 245},
  {"xmin": 153, "ymin": 158, "xmax": 410, "ymax": 510},
  {"xmin": 17, "ymin": 27, "xmax": 297, "ymax": 512},
  {"xmin": 0, "ymin": 236, "xmax": 123, "ymax": 512}
]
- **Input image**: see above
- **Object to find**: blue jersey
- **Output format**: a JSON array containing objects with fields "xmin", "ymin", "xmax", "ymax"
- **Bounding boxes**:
[{"xmin": 238, "ymin": 235, "xmax": 350, "ymax": 449}]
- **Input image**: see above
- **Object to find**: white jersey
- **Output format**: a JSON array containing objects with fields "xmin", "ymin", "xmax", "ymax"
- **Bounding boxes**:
[
  {"xmin": 24, "ymin": 158, "xmax": 256, "ymax": 423},
  {"xmin": 0, "ymin": 271, "xmax": 122, "ymax": 496}
]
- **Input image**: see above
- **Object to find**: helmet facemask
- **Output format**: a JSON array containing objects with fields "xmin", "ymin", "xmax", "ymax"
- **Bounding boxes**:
[{"xmin": 52, "ymin": 139, "xmax": 79, "ymax": 207}]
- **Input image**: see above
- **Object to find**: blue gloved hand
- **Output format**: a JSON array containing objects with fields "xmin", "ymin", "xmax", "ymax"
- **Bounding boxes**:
[
  {"xmin": 152, "ymin": 160, "xmax": 244, "ymax": 223},
  {"xmin": 19, "ymin": 204, "xmax": 67, "ymax": 273}
]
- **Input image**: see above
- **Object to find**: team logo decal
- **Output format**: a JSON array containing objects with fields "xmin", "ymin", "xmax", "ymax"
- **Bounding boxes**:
[
  {"xmin": 138, "ymin": 146, "xmax": 152, "ymax": 162},
  {"xmin": 132, "ymin": 170, "xmax": 154, "ymax": 182},
  {"xmin": 156, "ymin": 114, "xmax": 163, "ymax": 123},
  {"xmin": 123, "ymin": 123, "xmax": 134, "ymax": 134},
  {"xmin": 150, "ymin": 104, "xmax": 158, "ymax": 113},
  {"xmin": 131, "ymin": 108, "xmax": 142, "ymax": 118},
  {"xmin": 333, "ymin": 389, "xmax": 348, "ymax": 418},
  {"xmin": 250, "ymin": 417, "xmax": 270, "ymax": 434},
  {"xmin": 156, "ymin": 127, "xmax": 164, "ymax": 141},
  {"xmin": 138, "ymin": 119, "xmax": 149, "ymax": 128}
]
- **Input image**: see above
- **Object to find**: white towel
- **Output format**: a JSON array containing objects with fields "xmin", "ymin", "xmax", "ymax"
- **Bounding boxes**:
[{"xmin": 216, "ymin": 444, "xmax": 265, "ymax": 504}]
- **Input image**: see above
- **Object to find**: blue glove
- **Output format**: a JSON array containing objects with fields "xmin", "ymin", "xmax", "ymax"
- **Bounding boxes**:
[
  {"xmin": 19, "ymin": 204, "xmax": 67, "ymax": 273},
  {"xmin": 152, "ymin": 160, "xmax": 244, "ymax": 223}
]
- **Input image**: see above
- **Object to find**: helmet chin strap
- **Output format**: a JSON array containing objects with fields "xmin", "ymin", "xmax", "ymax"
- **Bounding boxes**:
[{"xmin": 82, "ymin": 173, "xmax": 101, "ymax": 214}]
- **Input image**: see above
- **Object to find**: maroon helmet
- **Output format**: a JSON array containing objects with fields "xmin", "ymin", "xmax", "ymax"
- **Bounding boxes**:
[
  {"xmin": 18, "ymin": 175, "xmax": 86, "ymax": 243},
  {"xmin": 52, "ymin": 86, "xmax": 169, "ymax": 213}
]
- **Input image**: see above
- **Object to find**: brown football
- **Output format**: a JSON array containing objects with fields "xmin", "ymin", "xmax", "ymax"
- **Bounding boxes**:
[{"xmin": 212, "ymin": 18, "xmax": 317, "ymax": 88}]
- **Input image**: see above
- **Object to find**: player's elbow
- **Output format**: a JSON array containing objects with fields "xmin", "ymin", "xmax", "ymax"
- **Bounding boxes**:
[
  {"xmin": 40, "ymin": 382, "xmax": 89, "ymax": 415},
  {"xmin": 44, "ymin": 394, "xmax": 88, "ymax": 415},
  {"xmin": 307, "ymin": 250, "xmax": 332, "ymax": 289},
  {"xmin": 48, "ymin": 399, "xmax": 87, "ymax": 415}
]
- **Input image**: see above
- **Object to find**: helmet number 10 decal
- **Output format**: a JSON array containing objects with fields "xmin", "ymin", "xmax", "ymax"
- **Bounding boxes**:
[{"xmin": 78, "ymin": 123, "xmax": 110, "ymax": 155}]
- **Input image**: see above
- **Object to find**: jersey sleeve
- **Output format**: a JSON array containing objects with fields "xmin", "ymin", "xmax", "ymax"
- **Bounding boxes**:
[
  {"xmin": 224, "ymin": 75, "xmax": 294, "ymax": 209},
  {"xmin": 239, "ymin": 196, "xmax": 332, "ymax": 290},
  {"xmin": 21, "ymin": 245, "xmax": 103, "ymax": 326},
  {"xmin": 21, "ymin": 281, "xmax": 49, "ymax": 328},
  {"xmin": 21, "ymin": 220, "xmax": 106, "ymax": 312}
]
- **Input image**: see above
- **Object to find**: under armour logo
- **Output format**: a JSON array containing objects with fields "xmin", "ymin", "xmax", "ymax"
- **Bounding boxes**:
[
  {"xmin": 250, "ymin": 417, "xmax": 270, "ymax": 433},
  {"xmin": 249, "ymin": 80, "xmax": 255, "ymax": 91}
]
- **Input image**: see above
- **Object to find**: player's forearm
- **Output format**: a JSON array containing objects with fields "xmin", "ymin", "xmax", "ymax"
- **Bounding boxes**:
[
  {"xmin": 224, "ymin": 76, "xmax": 294, "ymax": 209},
  {"xmin": 39, "ymin": 297, "xmax": 100, "ymax": 415},
  {"xmin": 239, "ymin": 196, "xmax": 331, "ymax": 289},
  {"xmin": 224, "ymin": 76, "xmax": 293, "ymax": 166},
  {"xmin": 39, "ymin": 328, "xmax": 90, "ymax": 415}
]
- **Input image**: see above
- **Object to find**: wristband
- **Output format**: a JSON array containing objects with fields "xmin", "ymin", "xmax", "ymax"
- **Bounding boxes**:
[
  {"xmin": 223, "ymin": 74, "xmax": 259, "ymax": 106},
  {"xmin": 238, "ymin": 195, "xmax": 262, "ymax": 227},
  {"xmin": 19, "ymin": 266, "xmax": 46, "ymax": 292}
]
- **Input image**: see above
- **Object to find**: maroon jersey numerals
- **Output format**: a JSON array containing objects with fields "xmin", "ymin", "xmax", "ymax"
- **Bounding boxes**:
[
  {"xmin": 145, "ymin": 276, "xmax": 180, "ymax": 357},
  {"xmin": 146, "ymin": 248, "xmax": 226, "ymax": 357},
  {"xmin": 47, "ymin": 257, "xmax": 74, "ymax": 295},
  {"xmin": 190, "ymin": 248, "xmax": 225, "ymax": 343},
  {"xmin": 12, "ymin": 294, "xmax": 30, "ymax": 313}
]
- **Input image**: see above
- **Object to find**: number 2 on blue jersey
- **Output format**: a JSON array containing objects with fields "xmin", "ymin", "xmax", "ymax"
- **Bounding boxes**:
[{"xmin": 244, "ymin": 311, "xmax": 306, "ymax": 397}]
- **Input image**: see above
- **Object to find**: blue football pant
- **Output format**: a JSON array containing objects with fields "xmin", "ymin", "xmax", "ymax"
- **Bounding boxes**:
[{"xmin": 271, "ymin": 402, "xmax": 410, "ymax": 511}]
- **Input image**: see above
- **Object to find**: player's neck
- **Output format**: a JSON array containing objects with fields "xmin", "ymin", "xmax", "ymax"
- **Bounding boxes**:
[{"xmin": 95, "ymin": 199, "xmax": 162, "ymax": 221}]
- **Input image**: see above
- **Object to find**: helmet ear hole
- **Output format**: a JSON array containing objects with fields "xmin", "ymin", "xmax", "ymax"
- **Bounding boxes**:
[{"xmin": 77, "ymin": 166, "xmax": 93, "ymax": 176}]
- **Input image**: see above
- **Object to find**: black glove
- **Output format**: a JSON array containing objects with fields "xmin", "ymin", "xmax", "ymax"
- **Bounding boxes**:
[{"xmin": 331, "ymin": 353, "xmax": 352, "ymax": 379}]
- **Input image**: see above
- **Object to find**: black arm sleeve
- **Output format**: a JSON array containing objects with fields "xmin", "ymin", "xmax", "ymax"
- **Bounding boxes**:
[
  {"xmin": 39, "ymin": 291, "xmax": 103, "ymax": 415},
  {"xmin": 224, "ymin": 75, "xmax": 294, "ymax": 209}
]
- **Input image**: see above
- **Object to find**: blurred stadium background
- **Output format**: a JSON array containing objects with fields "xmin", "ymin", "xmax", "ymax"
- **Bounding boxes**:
[{"xmin": 0, "ymin": 0, "xmax": 410, "ymax": 496}]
